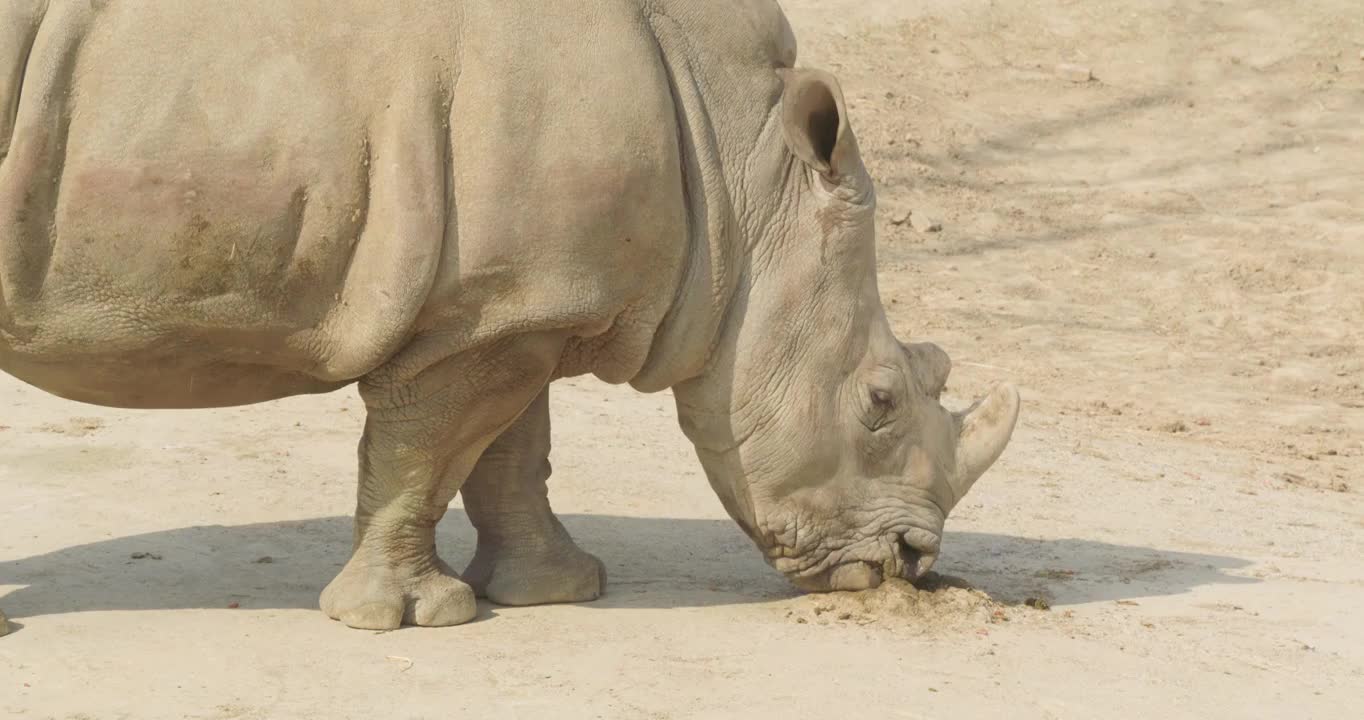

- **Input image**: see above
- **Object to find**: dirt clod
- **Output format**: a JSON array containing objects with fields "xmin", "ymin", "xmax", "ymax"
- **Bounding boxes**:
[
  {"xmin": 1056, "ymin": 63, "xmax": 1093, "ymax": 82},
  {"xmin": 1280, "ymin": 472, "xmax": 1350, "ymax": 493},
  {"xmin": 910, "ymin": 212, "xmax": 942, "ymax": 233},
  {"xmin": 130, "ymin": 552, "xmax": 162, "ymax": 561}
]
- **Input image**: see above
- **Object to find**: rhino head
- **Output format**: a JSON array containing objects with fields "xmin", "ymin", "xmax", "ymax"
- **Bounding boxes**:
[{"xmin": 671, "ymin": 67, "xmax": 1020, "ymax": 592}]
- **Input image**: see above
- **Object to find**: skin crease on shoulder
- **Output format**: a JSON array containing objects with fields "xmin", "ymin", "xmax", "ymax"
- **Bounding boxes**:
[{"xmin": 0, "ymin": 0, "xmax": 1019, "ymax": 633}]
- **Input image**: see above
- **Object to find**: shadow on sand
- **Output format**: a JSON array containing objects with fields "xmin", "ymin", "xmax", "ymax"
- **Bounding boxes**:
[{"xmin": 0, "ymin": 512, "xmax": 1256, "ymax": 624}]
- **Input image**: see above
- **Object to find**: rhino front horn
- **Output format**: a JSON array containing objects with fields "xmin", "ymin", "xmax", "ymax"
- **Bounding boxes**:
[{"xmin": 949, "ymin": 384, "xmax": 1021, "ymax": 503}]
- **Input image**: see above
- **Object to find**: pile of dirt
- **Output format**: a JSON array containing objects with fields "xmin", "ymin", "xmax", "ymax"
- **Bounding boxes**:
[{"xmin": 784, "ymin": 574, "xmax": 1018, "ymax": 631}]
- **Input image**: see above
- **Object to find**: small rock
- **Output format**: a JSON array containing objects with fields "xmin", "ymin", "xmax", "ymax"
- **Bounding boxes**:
[
  {"xmin": 227, "ymin": 601, "xmax": 240, "ymax": 609},
  {"xmin": 1025, "ymin": 597, "xmax": 1052, "ymax": 611},
  {"xmin": 910, "ymin": 212, "xmax": 942, "ymax": 233},
  {"xmin": 130, "ymin": 551, "xmax": 163, "ymax": 561},
  {"xmin": 1280, "ymin": 472, "xmax": 1307, "ymax": 486},
  {"xmin": 1056, "ymin": 63, "xmax": 1093, "ymax": 83},
  {"xmin": 254, "ymin": 556, "xmax": 275, "ymax": 564},
  {"xmin": 890, "ymin": 210, "xmax": 912, "ymax": 226}
]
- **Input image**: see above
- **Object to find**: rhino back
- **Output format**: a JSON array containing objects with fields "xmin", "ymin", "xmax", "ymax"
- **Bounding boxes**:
[{"xmin": 0, "ymin": 1, "xmax": 464, "ymax": 406}]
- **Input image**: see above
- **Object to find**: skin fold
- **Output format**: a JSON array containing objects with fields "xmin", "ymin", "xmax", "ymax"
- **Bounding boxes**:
[{"xmin": 0, "ymin": 0, "xmax": 1019, "ymax": 632}]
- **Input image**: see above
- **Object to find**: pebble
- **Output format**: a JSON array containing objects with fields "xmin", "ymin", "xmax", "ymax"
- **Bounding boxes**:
[
  {"xmin": 1056, "ymin": 63, "xmax": 1093, "ymax": 83},
  {"xmin": 890, "ymin": 211, "xmax": 912, "ymax": 226},
  {"xmin": 910, "ymin": 212, "xmax": 943, "ymax": 233}
]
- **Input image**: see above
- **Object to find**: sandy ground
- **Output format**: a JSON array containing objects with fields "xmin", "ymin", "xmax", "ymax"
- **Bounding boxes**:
[{"xmin": 3, "ymin": 1, "xmax": 1363, "ymax": 717}]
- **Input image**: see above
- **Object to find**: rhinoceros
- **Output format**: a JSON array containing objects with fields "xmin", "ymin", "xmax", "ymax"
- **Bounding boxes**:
[{"xmin": 0, "ymin": 0, "xmax": 1019, "ymax": 633}]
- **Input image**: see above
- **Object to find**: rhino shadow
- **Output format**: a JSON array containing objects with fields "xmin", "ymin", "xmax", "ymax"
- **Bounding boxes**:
[{"xmin": 0, "ymin": 512, "xmax": 1255, "ymax": 622}]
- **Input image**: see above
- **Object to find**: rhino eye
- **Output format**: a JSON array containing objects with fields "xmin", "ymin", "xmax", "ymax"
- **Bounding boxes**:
[{"xmin": 861, "ymin": 387, "xmax": 897, "ymax": 432}]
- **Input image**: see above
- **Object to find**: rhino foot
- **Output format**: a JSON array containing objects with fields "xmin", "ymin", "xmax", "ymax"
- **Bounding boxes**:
[
  {"xmin": 460, "ymin": 386, "xmax": 607, "ymax": 606},
  {"xmin": 464, "ymin": 540, "xmax": 606, "ymax": 607},
  {"xmin": 319, "ymin": 557, "xmax": 476, "ymax": 630}
]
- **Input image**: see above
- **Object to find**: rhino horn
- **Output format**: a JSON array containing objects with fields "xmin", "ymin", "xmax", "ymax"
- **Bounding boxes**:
[{"xmin": 949, "ymin": 384, "xmax": 1021, "ymax": 504}]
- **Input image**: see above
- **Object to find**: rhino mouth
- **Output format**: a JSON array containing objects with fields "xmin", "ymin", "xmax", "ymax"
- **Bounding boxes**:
[{"xmin": 785, "ymin": 532, "xmax": 940, "ymax": 592}]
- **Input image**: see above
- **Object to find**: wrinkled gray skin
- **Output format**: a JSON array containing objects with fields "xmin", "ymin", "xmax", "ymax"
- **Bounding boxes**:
[{"xmin": 0, "ymin": 0, "xmax": 1019, "ymax": 633}]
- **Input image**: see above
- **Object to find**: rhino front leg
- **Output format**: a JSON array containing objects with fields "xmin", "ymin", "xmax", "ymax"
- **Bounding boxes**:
[
  {"xmin": 319, "ymin": 332, "xmax": 567, "ymax": 630},
  {"xmin": 461, "ymin": 387, "xmax": 606, "ymax": 605}
]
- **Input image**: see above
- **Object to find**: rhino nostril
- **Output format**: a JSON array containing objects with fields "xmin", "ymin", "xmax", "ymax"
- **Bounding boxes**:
[
  {"xmin": 894, "ymin": 535, "xmax": 919, "ymax": 569},
  {"xmin": 896, "ymin": 535, "xmax": 938, "ymax": 581}
]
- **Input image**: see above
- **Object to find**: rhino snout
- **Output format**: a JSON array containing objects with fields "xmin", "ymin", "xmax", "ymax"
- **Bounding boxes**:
[{"xmin": 785, "ymin": 529, "xmax": 942, "ymax": 592}]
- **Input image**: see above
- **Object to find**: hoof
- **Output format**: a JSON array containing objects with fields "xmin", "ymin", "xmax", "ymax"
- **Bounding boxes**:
[
  {"xmin": 465, "ymin": 545, "xmax": 607, "ymax": 607},
  {"xmin": 320, "ymin": 559, "xmax": 477, "ymax": 630}
]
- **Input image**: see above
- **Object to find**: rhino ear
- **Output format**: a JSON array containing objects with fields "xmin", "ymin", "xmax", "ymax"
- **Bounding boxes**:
[
  {"xmin": 778, "ymin": 68, "xmax": 854, "ymax": 180},
  {"xmin": 905, "ymin": 342, "xmax": 951, "ymax": 398}
]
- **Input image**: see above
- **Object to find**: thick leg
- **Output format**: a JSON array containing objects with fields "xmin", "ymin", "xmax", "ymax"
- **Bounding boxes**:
[
  {"xmin": 319, "ymin": 332, "xmax": 565, "ymax": 630},
  {"xmin": 461, "ymin": 387, "xmax": 606, "ymax": 605}
]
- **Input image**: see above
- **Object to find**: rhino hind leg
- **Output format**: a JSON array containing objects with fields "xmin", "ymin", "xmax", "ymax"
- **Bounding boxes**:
[
  {"xmin": 319, "ymin": 332, "xmax": 568, "ymax": 630},
  {"xmin": 461, "ymin": 387, "xmax": 606, "ymax": 606}
]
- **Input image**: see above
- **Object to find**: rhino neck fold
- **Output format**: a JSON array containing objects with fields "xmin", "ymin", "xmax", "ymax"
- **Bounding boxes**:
[{"xmin": 629, "ymin": 11, "xmax": 763, "ymax": 394}]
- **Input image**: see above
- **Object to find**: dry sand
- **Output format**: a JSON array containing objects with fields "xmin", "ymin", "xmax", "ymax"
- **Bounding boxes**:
[{"xmin": 3, "ymin": 1, "xmax": 1362, "ymax": 717}]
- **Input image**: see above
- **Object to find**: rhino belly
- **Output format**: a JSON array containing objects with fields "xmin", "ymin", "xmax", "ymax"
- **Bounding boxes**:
[{"xmin": 0, "ymin": 147, "xmax": 369, "ymax": 407}]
